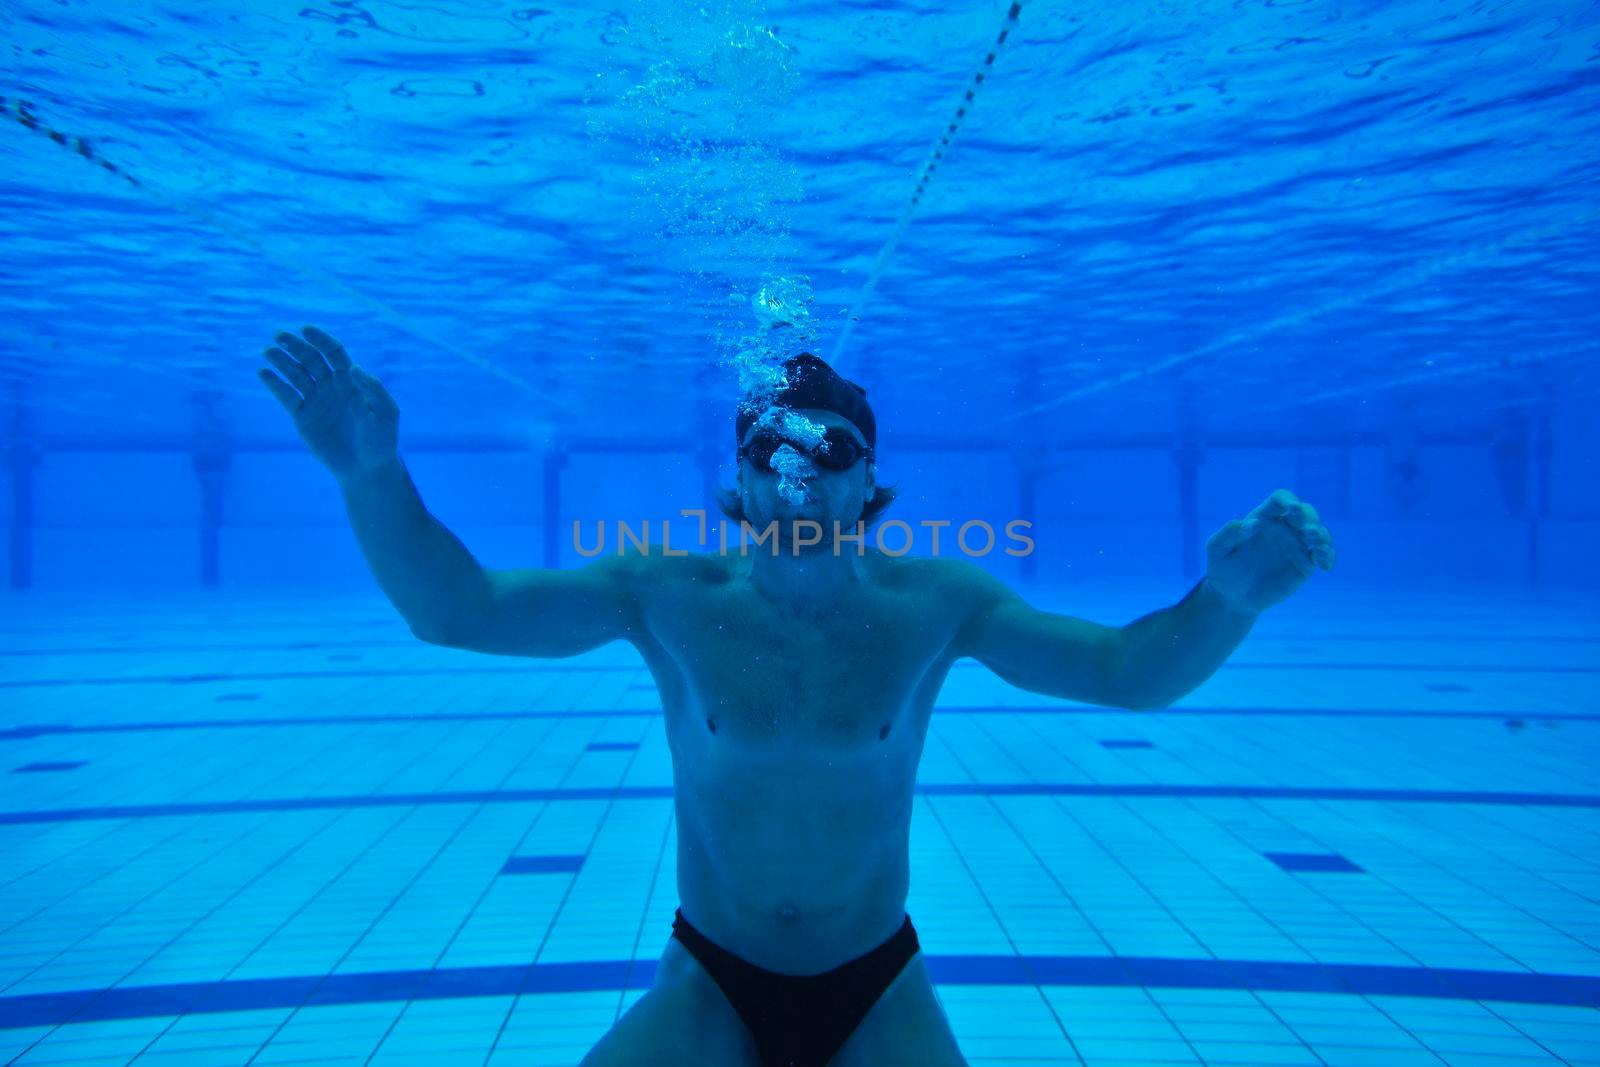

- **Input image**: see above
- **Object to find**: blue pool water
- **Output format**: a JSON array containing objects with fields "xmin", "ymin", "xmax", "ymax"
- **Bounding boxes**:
[{"xmin": 2, "ymin": 1, "xmax": 1599, "ymax": 1064}]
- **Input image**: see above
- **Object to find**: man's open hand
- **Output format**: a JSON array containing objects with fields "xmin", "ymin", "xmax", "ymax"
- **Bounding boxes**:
[
  {"xmin": 258, "ymin": 326, "xmax": 400, "ymax": 482},
  {"xmin": 1203, "ymin": 489, "xmax": 1336, "ymax": 615}
]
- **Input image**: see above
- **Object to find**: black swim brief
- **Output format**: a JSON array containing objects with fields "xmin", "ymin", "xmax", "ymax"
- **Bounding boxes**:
[{"xmin": 670, "ymin": 906, "xmax": 921, "ymax": 1067}]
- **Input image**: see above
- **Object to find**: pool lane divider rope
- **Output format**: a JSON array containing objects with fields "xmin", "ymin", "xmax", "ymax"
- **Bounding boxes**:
[
  {"xmin": 829, "ymin": 2, "xmax": 1025, "ymax": 373},
  {"xmin": 1, "ymin": 95, "xmax": 543, "ymax": 397}
]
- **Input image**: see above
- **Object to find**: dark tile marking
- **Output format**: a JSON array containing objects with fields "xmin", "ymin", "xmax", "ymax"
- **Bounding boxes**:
[
  {"xmin": 1100, "ymin": 740, "xmax": 1155, "ymax": 750},
  {"xmin": 215, "ymin": 693, "xmax": 262, "ymax": 703},
  {"xmin": 502, "ymin": 855, "xmax": 585, "ymax": 875},
  {"xmin": 12, "ymin": 761, "xmax": 86, "ymax": 773},
  {"xmin": 1, "ymin": 955, "xmax": 1595, "ymax": 1030},
  {"xmin": 1264, "ymin": 852, "xmax": 1364, "ymax": 873},
  {"xmin": 586, "ymin": 742, "xmax": 640, "ymax": 752}
]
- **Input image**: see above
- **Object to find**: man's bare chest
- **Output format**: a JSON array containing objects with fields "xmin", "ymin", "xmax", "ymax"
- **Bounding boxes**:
[{"xmin": 640, "ymin": 573, "xmax": 957, "ymax": 747}]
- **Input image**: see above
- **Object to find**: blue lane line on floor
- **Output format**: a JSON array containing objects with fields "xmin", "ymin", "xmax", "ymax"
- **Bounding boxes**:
[
  {"xmin": 0, "ymin": 954, "xmax": 1594, "ymax": 1030},
  {"xmin": 502, "ymin": 855, "xmax": 585, "ymax": 875},
  {"xmin": 2, "ymin": 705, "xmax": 1596, "ymax": 742},
  {"xmin": 5, "ymin": 782, "xmax": 1600, "ymax": 827},
  {"xmin": 4, "ymin": 660, "xmax": 1597, "ymax": 688},
  {"xmin": 10, "ymin": 761, "xmax": 86, "ymax": 773},
  {"xmin": 1263, "ymin": 851, "xmax": 1365, "ymax": 873},
  {"xmin": 0, "ymin": 665, "xmax": 642, "ymax": 688},
  {"xmin": 1099, "ymin": 740, "xmax": 1154, "ymax": 749},
  {"xmin": 5, "ymin": 633, "xmax": 1595, "ymax": 656},
  {"xmin": 585, "ymin": 742, "xmax": 640, "ymax": 752}
]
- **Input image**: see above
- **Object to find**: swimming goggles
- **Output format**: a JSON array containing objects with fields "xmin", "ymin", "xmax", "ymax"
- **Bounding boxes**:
[{"xmin": 738, "ymin": 426, "xmax": 873, "ymax": 473}]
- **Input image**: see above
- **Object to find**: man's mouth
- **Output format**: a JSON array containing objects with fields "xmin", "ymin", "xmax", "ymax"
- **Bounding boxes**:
[
  {"xmin": 777, "ymin": 483, "xmax": 816, "ymax": 508},
  {"xmin": 769, "ymin": 444, "xmax": 818, "ymax": 506}
]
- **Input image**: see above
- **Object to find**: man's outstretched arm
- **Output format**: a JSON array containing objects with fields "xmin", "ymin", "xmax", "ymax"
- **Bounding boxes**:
[
  {"xmin": 1113, "ymin": 487, "xmax": 1337, "ymax": 707},
  {"xmin": 1107, "ymin": 577, "xmax": 1259, "ymax": 710},
  {"xmin": 949, "ymin": 564, "xmax": 1122, "ymax": 707},
  {"xmin": 259, "ymin": 325, "xmax": 638, "ymax": 658},
  {"xmin": 951, "ymin": 488, "xmax": 1335, "ymax": 710},
  {"xmin": 952, "ymin": 567, "xmax": 1253, "ymax": 711},
  {"xmin": 337, "ymin": 457, "xmax": 640, "ymax": 656}
]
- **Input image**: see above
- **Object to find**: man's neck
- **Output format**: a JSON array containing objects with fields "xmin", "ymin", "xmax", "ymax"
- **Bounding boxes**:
[{"xmin": 746, "ymin": 541, "xmax": 869, "ymax": 611}]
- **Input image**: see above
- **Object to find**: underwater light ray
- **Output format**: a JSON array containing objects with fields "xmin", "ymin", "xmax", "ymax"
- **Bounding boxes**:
[
  {"xmin": 1002, "ymin": 205, "xmax": 1600, "ymax": 424},
  {"xmin": 1227, "ymin": 342, "xmax": 1596, "ymax": 422}
]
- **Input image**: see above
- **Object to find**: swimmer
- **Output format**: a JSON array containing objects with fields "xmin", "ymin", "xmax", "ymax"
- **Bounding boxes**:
[{"xmin": 258, "ymin": 327, "xmax": 1336, "ymax": 1067}]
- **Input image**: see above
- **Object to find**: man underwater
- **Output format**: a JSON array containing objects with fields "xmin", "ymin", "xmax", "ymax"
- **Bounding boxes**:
[{"xmin": 259, "ymin": 326, "xmax": 1336, "ymax": 1067}]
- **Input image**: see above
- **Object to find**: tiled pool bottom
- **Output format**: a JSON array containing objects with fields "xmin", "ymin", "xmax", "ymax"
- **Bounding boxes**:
[{"xmin": 0, "ymin": 585, "xmax": 1596, "ymax": 1066}]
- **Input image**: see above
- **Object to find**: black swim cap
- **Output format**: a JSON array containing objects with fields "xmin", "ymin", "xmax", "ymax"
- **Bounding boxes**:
[{"xmin": 735, "ymin": 353, "xmax": 877, "ymax": 448}]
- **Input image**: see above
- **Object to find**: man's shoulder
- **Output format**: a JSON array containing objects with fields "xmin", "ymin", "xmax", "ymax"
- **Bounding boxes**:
[
  {"xmin": 868, "ymin": 552, "xmax": 1011, "ymax": 603},
  {"xmin": 598, "ymin": 545, "xmax": 737, "ymax": 588}
]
